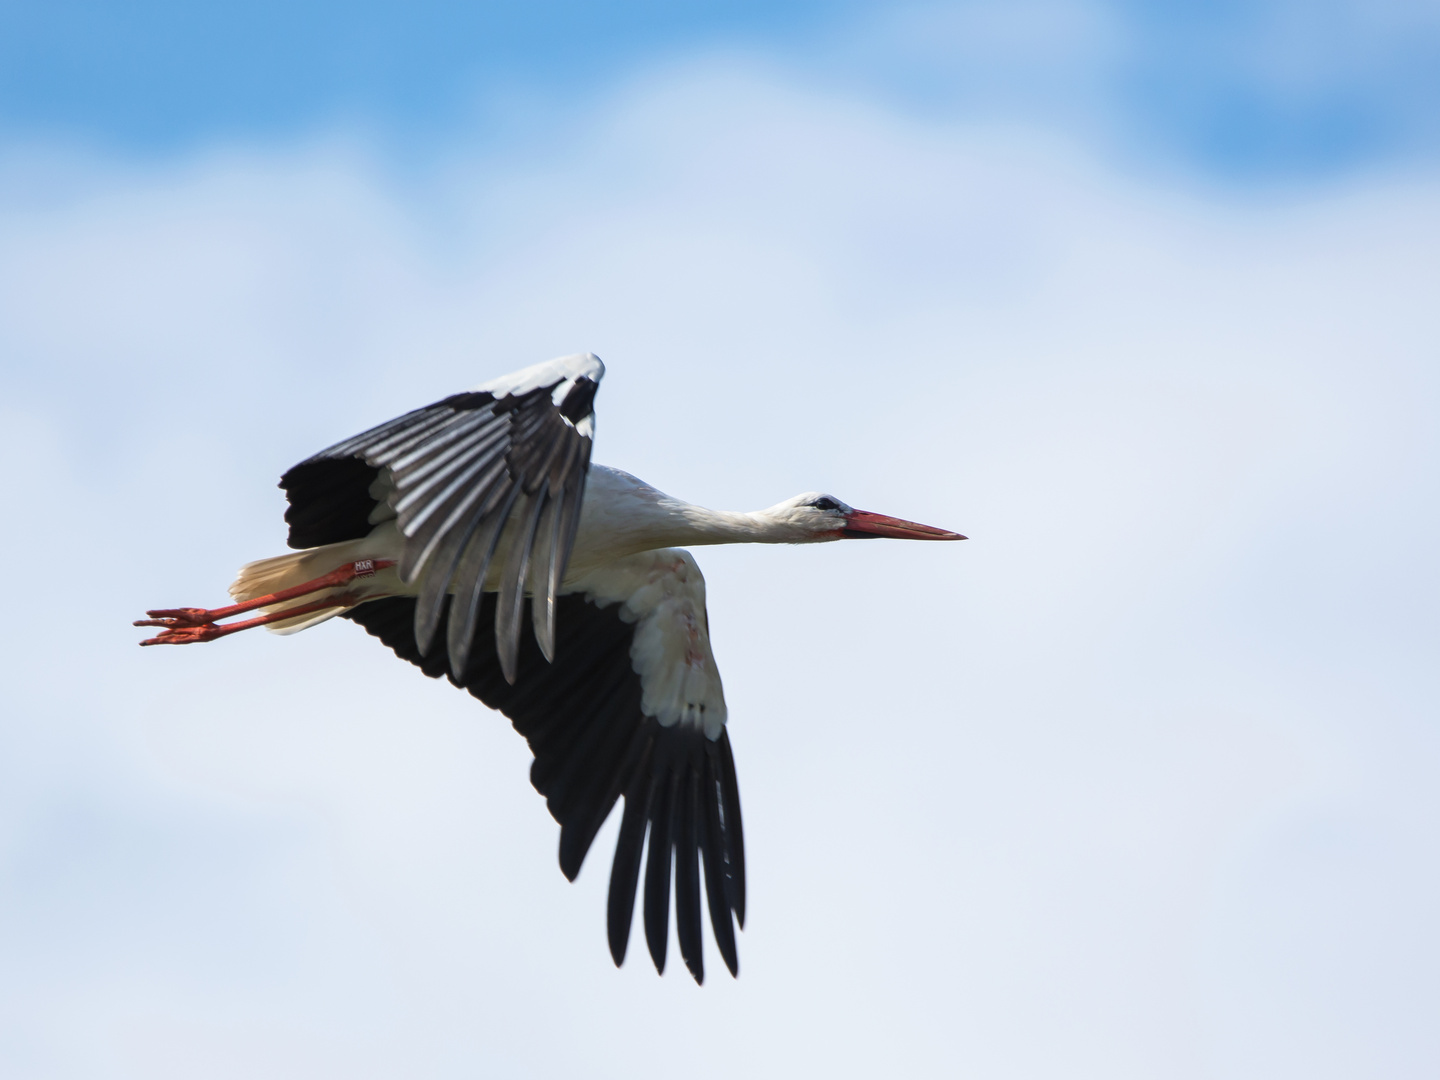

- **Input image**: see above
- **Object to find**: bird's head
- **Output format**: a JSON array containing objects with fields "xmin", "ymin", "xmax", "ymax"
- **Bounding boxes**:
[{"xmin": 763, "ymin": 492, "xmax": 967, "ymax": 543}]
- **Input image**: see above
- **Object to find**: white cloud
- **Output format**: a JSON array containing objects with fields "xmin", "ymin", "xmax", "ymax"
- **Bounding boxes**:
[{"xmin": 1, "ymin": 62, "xmax": 1437, "ymax": 1078}]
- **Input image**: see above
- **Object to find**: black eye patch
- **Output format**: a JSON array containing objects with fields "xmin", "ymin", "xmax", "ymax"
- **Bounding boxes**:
[{"xmin": 810, "ymin": 497, "xmax": 842, "ymax": 512}]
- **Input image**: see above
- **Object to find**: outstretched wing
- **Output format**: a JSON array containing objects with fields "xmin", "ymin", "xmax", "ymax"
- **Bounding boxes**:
[
  {"xmin": 342, "ymin": 548, "xmax": 745, "ymax": 984},
  {"xmin": 280, "ymin": 353, "xmax": 603, "ymax": 681}
]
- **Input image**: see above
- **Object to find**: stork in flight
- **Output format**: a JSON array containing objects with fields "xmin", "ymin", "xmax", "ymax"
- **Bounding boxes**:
[{"xmin": 136, "ymin": 353, "xmax": 963, "ymax": 983}]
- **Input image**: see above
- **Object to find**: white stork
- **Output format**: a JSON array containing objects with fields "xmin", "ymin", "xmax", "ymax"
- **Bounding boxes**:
[{"xmin": 136, "ymin": 353, "xmax": 963, "ymax": 983}]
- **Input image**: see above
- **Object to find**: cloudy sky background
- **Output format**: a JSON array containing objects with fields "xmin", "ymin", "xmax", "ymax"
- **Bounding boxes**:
[{"xmin": 1, "ymin": 2, "xmax": 1438, "ymax": 1077}]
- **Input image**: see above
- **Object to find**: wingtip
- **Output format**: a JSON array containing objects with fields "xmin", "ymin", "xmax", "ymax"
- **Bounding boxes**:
[
  {"xmin": 498, "ymin": 629, "xmax": 521, "ymax": 684},
  {"xmin": 557, "ymin": 824, "xmax": 585, "ymax": 882},
  {"xmin": 534, "ymin": 597, "xmax": 557, "ymax": 664},
  {"xmin": 607, "ymin": 912, "xmax": 631, "ymax": 969}
]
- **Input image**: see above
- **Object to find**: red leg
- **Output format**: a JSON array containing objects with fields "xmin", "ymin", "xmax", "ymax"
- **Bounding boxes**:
[
  {"xmin": 136, "ymin": 593, "xmax": 366, "ymax": 645},
  {"xmin": 135, "ymin": 558, "xmax": 394, "ymax": 646}
]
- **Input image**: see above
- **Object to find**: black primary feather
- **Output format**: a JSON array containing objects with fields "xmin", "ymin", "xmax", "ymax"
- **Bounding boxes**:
[{"xmin": 342, "ymin": 592, "xmax": 744, "ymax": 982}]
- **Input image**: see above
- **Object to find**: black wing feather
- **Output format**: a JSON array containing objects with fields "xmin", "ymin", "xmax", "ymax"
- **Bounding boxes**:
[
  {"xmin": 606, "ymin": 779, "xmax": 650, "ymax": 966},
  {"xmin": 279, "ymin": 457, "xmax": 382, "ymax": 549},
  {"xmin": 701, "ymin": 743, "xmax": 741, "ymax": 975},
  {"xmin": 643, "ymin": 765, "xmax": 675, "ymax": 976},
  {"xmin": 674, "ymin": 763, "xmax": 705, "ymax": 982},
  {"xmin": 342, "ymin": 593, "xmax": 744, "ymax": 983}
]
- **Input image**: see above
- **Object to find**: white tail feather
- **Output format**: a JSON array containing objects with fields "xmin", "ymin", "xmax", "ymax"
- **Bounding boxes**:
[{"xmin": 227, "ymin": 530, "xmax": 400, "ymax": 635}]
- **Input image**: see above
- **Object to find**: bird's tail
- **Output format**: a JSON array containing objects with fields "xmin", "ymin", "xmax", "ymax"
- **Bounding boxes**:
[{"xmin": 228, "ymin": 542, "xmax": 364, "ymax": 634}]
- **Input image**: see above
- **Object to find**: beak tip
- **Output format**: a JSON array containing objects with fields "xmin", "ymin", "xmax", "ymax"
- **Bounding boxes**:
[{"xmin": 843, "ymin": 509, "xmax": 969, "ymax": 541}]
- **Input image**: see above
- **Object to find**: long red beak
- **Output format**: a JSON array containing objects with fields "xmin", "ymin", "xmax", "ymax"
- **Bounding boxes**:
[{"xmin": 841, "ymin": 510, "xmax": 967, "ymax": 540}]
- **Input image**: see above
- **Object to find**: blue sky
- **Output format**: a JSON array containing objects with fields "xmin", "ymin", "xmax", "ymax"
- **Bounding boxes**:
[
  {"xmin": 1, "ymin": 4, "xmax": 1438, "ymax": 1079},
  {"xmin": 3, "ymin": 0, "xmax": 1437, "ymax": 176}
]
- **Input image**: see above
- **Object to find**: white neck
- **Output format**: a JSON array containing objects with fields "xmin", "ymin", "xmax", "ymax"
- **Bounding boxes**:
[{"xmin": 571, "ymin": 465, "xmax": 814, "ymax": 569}]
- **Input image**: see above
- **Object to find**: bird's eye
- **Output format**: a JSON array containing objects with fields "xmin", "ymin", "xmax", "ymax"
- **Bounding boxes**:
[{"xmin": 810, "ymin": 497, "xmax": 842, "ymax": 512}]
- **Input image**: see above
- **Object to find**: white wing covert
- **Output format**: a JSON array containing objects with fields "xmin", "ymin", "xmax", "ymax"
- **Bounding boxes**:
[{"xmin": 569, "ymin": 549, "xmax": 728, "ymax": 739}]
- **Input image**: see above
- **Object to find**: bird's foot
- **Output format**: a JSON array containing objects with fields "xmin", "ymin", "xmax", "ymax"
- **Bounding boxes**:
[
  {"xmin": 136, "ymin": 607, "xmax": 214, "ymax": 629},
  {"xmin": 134, "ymin": 592, "xmax": 364, "ymax": 646},
  {"xmin": 134, "ymin": 558, "xmax": 395, "ymax": 646},
  {"xmin": 134, "ymin": 616, "xmax": 229, "ymax": 645}
]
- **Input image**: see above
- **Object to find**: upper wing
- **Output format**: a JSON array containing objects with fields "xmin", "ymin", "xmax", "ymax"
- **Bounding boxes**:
[
  {"xmin": 341, "ymin": 548, "xmax": 745, "ymax": 984},
  {"xmin": 280, "ymin": 353, "xmax": 603, "ymax": 681}
]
